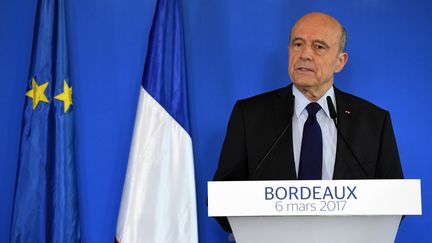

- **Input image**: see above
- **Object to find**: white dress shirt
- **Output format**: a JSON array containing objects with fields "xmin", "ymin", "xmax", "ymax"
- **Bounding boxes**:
[{"xmin": 292, "ymin": 85, "xmax": 337, "ymax": 180}]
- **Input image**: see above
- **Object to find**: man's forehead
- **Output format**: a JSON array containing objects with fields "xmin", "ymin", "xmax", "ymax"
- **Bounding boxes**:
[
  {"xmin": 290, "ymin": 18, "xmax": 341, "ymax": 43},
  {"xmin": 291, "ymin": 26, "xmax": 338, "ymax": 39}
]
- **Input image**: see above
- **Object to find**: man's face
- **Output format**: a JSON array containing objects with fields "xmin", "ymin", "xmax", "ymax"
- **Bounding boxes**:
[{"xmin": 288, "ymin": 14, "xmax": 348, "ymax": 97}]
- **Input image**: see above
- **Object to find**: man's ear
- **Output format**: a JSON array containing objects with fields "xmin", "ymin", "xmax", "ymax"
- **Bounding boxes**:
[{"xmin": 335, "ymin": 52, "xmax": 348, "ymax": 73}]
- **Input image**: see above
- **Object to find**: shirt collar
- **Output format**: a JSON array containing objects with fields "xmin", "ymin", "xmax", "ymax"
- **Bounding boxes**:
[{"xmin": 292, "ymin": 85, "xmax": 336, "ymax": 119}]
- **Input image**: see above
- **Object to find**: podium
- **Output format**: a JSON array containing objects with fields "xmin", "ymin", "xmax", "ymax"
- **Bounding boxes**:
[{"xmin": 208, "ymin": 180, "xmax": 422, "ymax": 243}]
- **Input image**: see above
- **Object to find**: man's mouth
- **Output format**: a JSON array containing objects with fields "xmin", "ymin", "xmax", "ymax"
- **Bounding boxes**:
[{"xmin": 296, "ymin": 67, "xmax": 314, "ymax": 72}]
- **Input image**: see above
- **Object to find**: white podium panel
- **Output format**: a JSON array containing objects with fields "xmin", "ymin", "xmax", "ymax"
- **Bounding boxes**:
[
  {"xmin": 208, "ymin": 180, "xmax": 422, "ymax": 216},
  {"xmin": 208, "ymin": 180, "xmax": 422, "ymax": 243}
]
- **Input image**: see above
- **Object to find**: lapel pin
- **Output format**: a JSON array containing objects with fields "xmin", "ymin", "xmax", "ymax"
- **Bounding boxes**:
[{"xmin": 345, "ymin": 110, "xmax": 351, "ymax": 115}]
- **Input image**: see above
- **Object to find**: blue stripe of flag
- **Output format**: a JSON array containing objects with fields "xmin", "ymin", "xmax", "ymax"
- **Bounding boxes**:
[{"xmin": 141, "ymin": 0, "xmax": 191, "ymax": 134}]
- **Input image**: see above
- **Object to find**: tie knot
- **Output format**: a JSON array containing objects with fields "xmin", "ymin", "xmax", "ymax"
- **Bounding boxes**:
[{"xmin": 306, "ymin": 102, "xmax": 321, "ymax": 116}]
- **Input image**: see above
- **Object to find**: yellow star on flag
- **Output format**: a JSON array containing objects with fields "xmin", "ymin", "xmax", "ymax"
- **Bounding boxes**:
[
  {"xmin": 25, "ymin": 78, "xmax": 49, "ymax": 109},
  {"xmin": 54, "ymin": 80, "xmax": 73, "ymax": 112}
]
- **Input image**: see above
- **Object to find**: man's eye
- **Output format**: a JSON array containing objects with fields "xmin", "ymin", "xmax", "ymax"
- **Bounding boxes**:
[
  {"xmin": 316, "ymin": 44, "xmax": 325, "ymax": 49},
  {"xmin": 293, "ymin": 42, "xmax": 302, "ymax": 47}
]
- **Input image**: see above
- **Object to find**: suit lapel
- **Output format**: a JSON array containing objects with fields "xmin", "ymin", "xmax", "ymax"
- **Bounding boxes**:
[
  {"xmin": 333, "ymin": 87, "xmax": 350, "ymax": 179},
  {"xmin": 272, "ymin": 85, "xmax": 297, "ymax": 179},
  {"xmin": 253, "ymin": 85, "xmax": 297, "ymax": 179},
  {"xmin": 332, "ymin": 87, "xmax": 365, "ymax": 179}
]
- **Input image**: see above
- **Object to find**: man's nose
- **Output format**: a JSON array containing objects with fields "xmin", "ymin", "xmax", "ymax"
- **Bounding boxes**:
[{"xmin": 300, "ymin": 45, "xmax": 313, "ymax": 61}]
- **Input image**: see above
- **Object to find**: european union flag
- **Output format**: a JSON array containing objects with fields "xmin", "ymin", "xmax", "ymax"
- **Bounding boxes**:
[{"xmin": 9, "ymin": 0, "xmax": 80, "ymax": 242}]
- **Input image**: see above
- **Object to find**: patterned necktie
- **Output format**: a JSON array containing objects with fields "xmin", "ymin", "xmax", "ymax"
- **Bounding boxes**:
[{"xmin": 298, "ymin": 102, "xmax": 322, "ymax": 180}]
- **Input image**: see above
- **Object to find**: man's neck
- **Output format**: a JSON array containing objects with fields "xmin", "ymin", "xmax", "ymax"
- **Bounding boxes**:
[{"xmin": 294, "ymin": 84, "xmax": 333, "ymax": 102}]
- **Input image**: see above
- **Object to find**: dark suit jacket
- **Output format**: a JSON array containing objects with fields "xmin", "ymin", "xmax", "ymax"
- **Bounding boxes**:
[{"xmin": 212, "ymin": 84, "xmax": 404, "ymax": 232}]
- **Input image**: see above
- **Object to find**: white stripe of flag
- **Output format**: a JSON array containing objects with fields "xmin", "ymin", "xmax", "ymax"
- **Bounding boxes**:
[{"xmin": 116, "ymin": 87, "xmax": 198, "ymax": 243}]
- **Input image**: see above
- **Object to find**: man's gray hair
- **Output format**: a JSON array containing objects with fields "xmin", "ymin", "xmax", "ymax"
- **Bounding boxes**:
[{"xmin": 340, "ymin": 25, "xmax": 347, "ymax": 53}]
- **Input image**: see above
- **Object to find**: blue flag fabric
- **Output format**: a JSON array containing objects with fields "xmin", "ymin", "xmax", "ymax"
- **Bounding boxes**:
[
  {"xmin": 9, "ymin": 0, "xmax": 80, "ymax": 242},
  {"xmin": 142, "ymin": 0, "xmax": 191, "ymax": 133}
]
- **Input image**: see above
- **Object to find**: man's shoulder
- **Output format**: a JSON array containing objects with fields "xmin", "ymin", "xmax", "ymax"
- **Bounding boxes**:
[
  {"xmin": 237, "ymin": 86, "xmax": 290, "ymax": 107},
  {"xmin": 335, "ymin": 87, "xmax": 389, "ymax": 115}
]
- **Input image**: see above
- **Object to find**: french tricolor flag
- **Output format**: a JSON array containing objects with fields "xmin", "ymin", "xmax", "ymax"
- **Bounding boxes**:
[{"xmin": 115, "ymin": 0, "xmax": 198, "ymax": 242}]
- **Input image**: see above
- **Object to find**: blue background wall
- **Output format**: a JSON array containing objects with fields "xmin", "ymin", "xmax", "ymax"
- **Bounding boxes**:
[{"xmin": 1, "ymin": 0, "xmax": 431, "ymax": 242}]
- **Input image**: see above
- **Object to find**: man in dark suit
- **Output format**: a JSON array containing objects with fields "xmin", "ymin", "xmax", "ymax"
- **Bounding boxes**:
[{"xmin": 212, "ymin": 12, "xmax": 403, "ymax": 232}]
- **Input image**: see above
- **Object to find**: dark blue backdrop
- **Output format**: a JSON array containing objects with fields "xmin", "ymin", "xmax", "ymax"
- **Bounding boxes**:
[{"xmin": 1, "ymin": 0, "xmax": 430, "ymax": 242}]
